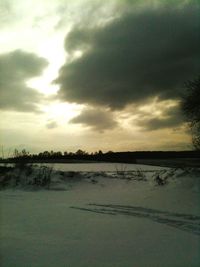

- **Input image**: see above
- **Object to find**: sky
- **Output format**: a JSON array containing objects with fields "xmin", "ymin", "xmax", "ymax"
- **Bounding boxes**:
[{"xmin": 0, "ymin": 0, "xmax": 199, "ymax": 154}]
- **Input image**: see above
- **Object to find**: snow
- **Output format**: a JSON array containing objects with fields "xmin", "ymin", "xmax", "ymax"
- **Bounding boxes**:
[{"xmin": 0, "ymin": 164, "xmax": 200, "ymax": 267}]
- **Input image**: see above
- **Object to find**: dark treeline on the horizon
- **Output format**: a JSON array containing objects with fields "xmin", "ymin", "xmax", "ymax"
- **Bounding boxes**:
[{"xmin": 1, "ymin": 149, "xmax": 200, "ymax": 164}]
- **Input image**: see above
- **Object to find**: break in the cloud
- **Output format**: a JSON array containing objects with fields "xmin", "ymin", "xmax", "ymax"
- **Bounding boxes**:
[
  {"xmin": 70, "ymin": 107, "xmax": 117, "ymax": 132},
  {"xmin": 0, "ymin": 49, "xmax": 47, "ymax": 112},
  {"xmin": 137, "ymin": 104, "xmax": 184, "ymax": 131},
  {"xmin": 55, "ymin": 2, "xmax": 200, "ymax": 110}
]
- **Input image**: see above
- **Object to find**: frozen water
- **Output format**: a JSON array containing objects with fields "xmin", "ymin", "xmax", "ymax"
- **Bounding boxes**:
[{"xmin": 34, "ymin": 162, "xmax": 168, "ymax": 172}]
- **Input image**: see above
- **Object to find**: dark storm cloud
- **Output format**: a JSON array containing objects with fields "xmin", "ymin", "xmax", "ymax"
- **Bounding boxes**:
[
  {"xmin": 0, "ymin": 50, "xmax": 48, "ymax": 112},
  {"xmin": 55, "ymin": 2, "xmax": 200, "ymax": 109},
  {"xmin": 137, "ymin": 104, "xmax": 184, "ymax": 131},
  {"xmin": 70, "ymin": 107, "xmax": 117, "ymax": 131}
]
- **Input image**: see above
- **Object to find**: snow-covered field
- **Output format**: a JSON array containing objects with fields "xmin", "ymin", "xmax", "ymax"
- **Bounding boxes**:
[{"xmin": 0, "ymin": 163, "xmax": 200, "ymax": 267}]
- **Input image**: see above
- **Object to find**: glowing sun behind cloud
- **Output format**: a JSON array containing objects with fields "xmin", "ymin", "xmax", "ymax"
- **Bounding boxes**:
[{"xmin": 42, "ymin": 102, "xmax": 83, "ymax": 123}]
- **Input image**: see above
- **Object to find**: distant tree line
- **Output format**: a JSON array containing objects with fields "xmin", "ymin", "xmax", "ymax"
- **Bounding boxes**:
[
  {"xmin": 1, "ymin": 149, "xmax": 199, "ymax": 164},
  {"xmin": 12, "ymin": 148, "xmax": 106, "ymax": 159}
]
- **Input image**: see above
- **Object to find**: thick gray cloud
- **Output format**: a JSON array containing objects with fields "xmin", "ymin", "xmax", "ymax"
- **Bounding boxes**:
[
  {"xmin": 0, "ymin": 50, "xmax": 47, "ymax": 112},
  {"xmin": 137, "ymin": 104, "xmax": 184, "ymax": 131},
  {"xmin": 70, "ymin": 107, "xmax": 117, "ymax": 131},
  {"xmin": 55, "ymin": 2, "xmax": 200, "ymax": 109}
]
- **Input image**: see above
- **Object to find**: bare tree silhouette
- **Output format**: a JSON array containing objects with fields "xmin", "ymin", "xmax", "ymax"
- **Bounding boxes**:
[{"xmin": 182, "ymin": 76, "xmax": 200, "ymax": 150}]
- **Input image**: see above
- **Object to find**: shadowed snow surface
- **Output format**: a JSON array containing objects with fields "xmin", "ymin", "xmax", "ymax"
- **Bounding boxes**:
[{"xmin": 0, "ymin": 165, "xmax": 200, "ymax": 267}]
